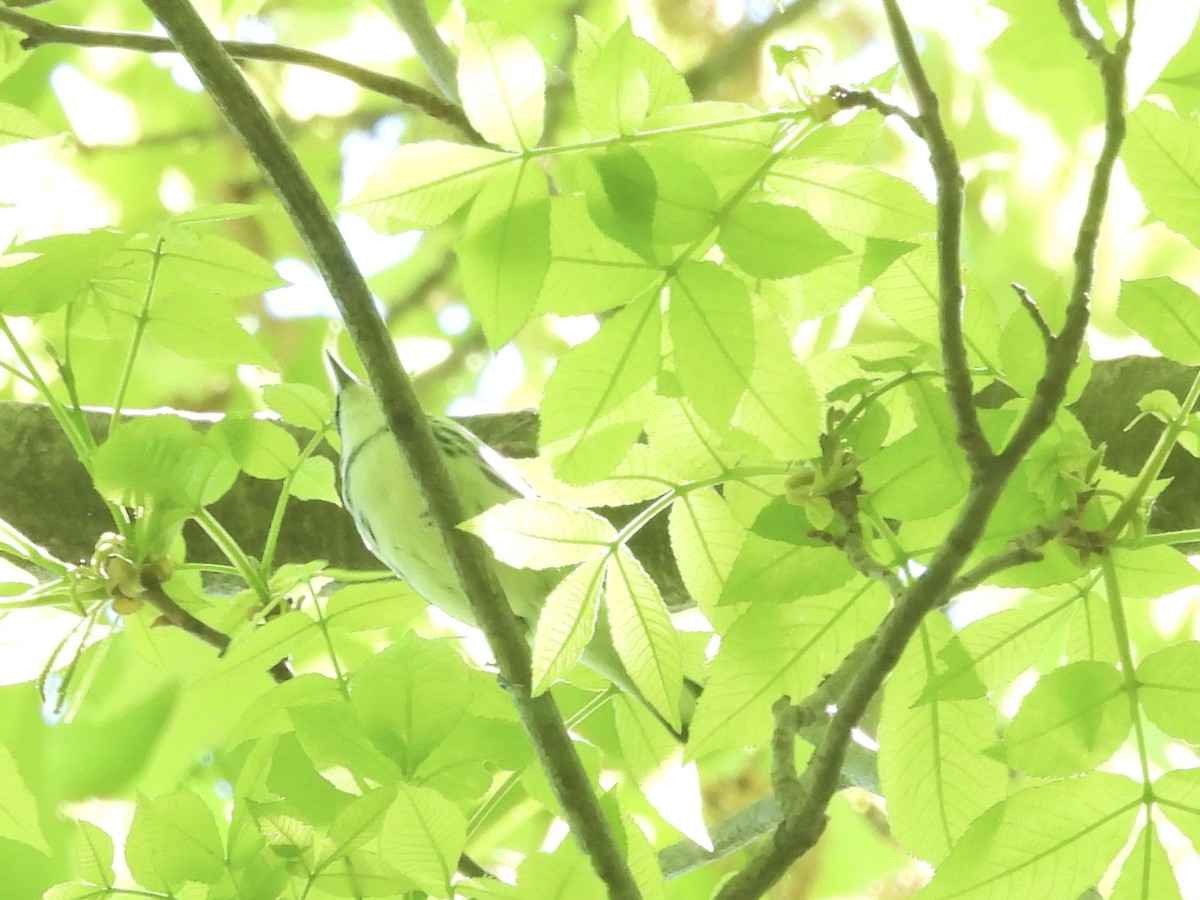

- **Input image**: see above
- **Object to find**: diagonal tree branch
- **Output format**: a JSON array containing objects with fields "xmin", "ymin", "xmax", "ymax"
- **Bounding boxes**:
[
  {"xmin": 999, "ymin": 0, "xmax": 1134, "ymax": 467},
  {"xmin": 0, "ymin": 5, "xmax": 485, "ymax": 143},
  {"xmin": 132, "ymin": 1, "xmax": 640, "ymax": 895},
  {"xmin": 880, "ymin": 0, "xmax": 990, "ymax": 469},
  {"xmin": 382, "ymin": 0, "xmax": 460, "ymax": 104},
  {"xmin": 712, "ymin": 2, "xmax": 1137, "ymax": 895}
]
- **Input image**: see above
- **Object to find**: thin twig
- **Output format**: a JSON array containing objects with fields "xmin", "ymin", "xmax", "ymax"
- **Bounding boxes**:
[
  {"xmin": 829, "ymin": 85, "xmax": 923, "ymax": 135},
  {"xmin": 685, "ymin": 0, "xmax": 824, "ymax": 96},
  {"xmin": 999, "ymin": 0, "xmax": 1133, "ymax": 466},
  {"xmin": 827, "ymin": 486, "xmax": 905, "ymax": 598},
  {"xmin": 1057, "ymin": 0, "xmax": 1109, "ymax": 61},
  {"xmin": 0, "ymin": 6, "xmax": 486, "ymax": 143},
  {"xmin": 137, "ymin": 2, "xmax": 640, "ymax": 895},
  {"xmin": 141, "ymin": 586, "xmax": 296, "ymax": 683},
  {"xmin": 1011, "ymin": 282, "xmax": 1055, "ymax": 348},
  {"xmin": 713, "ymin": 2, "xmax": 1137, "ymax": 895},
  {"xmin": 943, "ymin": 527, "xmax": 1055, "ymax": 598},
  {"xmin": 881, "ymin": 0, "xmax": 991, "ymax": 469}
]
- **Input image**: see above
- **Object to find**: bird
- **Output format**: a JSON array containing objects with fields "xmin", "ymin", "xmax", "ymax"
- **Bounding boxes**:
[{"xmin": 328, "ymin": 354, "xmax": 693, "ymax": 736}]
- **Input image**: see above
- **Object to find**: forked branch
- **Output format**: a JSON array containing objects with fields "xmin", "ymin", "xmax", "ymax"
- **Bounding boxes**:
[{"xmin": 714, "ymin": 2, "xmax": 1135, "ymax": 896}]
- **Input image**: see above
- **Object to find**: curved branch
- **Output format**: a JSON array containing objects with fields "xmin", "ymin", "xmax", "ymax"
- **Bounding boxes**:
[
  {"xmin": 0, "ymin": 6, "xmax": 485, "ymax": 143},
  {"xmin": 712, "ymin": 2, "xmax": 1138, "ymax": 895},
  {"xmin": 880, "ymin": 0, "xmax": 989, "ymax": 469},
  {"xmin": 135, "ymin": 1, "xmax": 639, "ymax": 895},
  {"xmin": 999, "ymin": 0, "xmax": 1133, "ymax": 466},
  {"xmin": 382, "ymin": 0, "xmax": 460, "ymax": 104}
]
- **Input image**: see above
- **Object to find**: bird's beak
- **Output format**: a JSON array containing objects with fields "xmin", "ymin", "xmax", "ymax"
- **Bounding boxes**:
[{"xmin": 326, "ymin": 352, "xmax": 357, "ymax": 389}]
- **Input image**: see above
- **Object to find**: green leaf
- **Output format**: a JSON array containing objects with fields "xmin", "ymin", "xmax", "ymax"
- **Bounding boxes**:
[
  {"xmin": 169, "ymin": 202, "xmax": 262, "ymax": 225},
  {"xmin": 0, "ymin": 29, "xmax": 29, "ymax": 84},
  {"xmin": 1124, "ymin": 102, "xmax": 1200, "ymax": 248},
  {"xmin": 1137, "ymin": 641, "xmax": 1200, "ymax": 743},
  {"xmin": 92, "ymin": 416, "xmax": 238, "ymax": 512},
  {"xmin": 612, "ymin": 697, "xmax": 709, "ymax": 848},
  {"xmin": 512, "ymin": 846, "xmax": 606, "ymax": 900},
  {"xmin": 0, "ymin": 101, "xmax": 50, "ymax": 147},
  {"xmin": 311, "ymin": 851, "xmax": 418, "ymax": 896},
  {"xmin": 1109, "ymin": 821, "xmax": 1184, "ymax": 900},
  {"xmin": 574, "ymin": 19, "xmax": 690, "ymax": 138},
  {"xmin": 720, "ymin": 533, "xmax": 854, "ymax": 605},
  {"xmin": 636, "ymin": 146, "xmax": 718, "ymax": 250},
  {"xmin": 459, "ymin": 21, "xmax": 545, "ymax": 150},
  {"xmin": 622, "ymin": 807, "xmax": 667, "ymax": 900},
  {"xmin": 1154, "ymin": 767, "xmax": 1200, "ymax": 850},
  {"xmin": 70, "ymin": 820, "xmax": 115, "ymax": 887},
  {"xmin": 1117, "ymin": 277, "xmax": 1200, "ymax": 364},
  {"xmin": 0, "ymin": 229, "xmax": 127, "ymax": 315},
  {"xmin": 543, "ymin": 414, "xmax": 650, "ymax": 486},
  {"xmin": 50, "ymin": 683, "xmax": 178, "ymax": 801},
  {"xmin": 463, "ymin": 499, "xmax": 614, "ymax": 569},
  {"xmin": 688, "ymin": 582, "xmax": 887, "ymax": 759},
  {"xmin": 719, "ymin": 201, "xmax": 849, "ymax": 278},
  {"xmin": 641, "ymin": 101, "xmax": 775, "ymax": 185},
  {"xmin": 143, "ymin": 291, "xmax": 276, "ymax": 368},
  {"xmin": 873, "ymin": 240, "xmax": 940, "ymax": 346},
  {"xmin": 351, "ymin": 634, "xmax": 471, "ymax": 773},
  {"xmin": 728, "ymin": 300, "xmax": 823, "ymax": 460},
  {"xmin": 217, "ymin": 612, "xmax": 317, "ymax": 679},
  {"xmin": 879, "ymin": 616, "xmax": 1007, "ymax": 865},
  {"xmin": 459, "ymin": 160, "xmax": 550, "ymax": 346},
  {"xmin": 669, "ymin": 261, "xmax": 755, "ymax": 431},
  {"xmin": 996, "ymin": 660, "xmax": 1129, "ymax": 777},
  {"xmin": 324, "ymin": 582, "xmax": 427, "ymax": 633},
  {"xmin": 766, "ymin": 161, "xmax": 935, "ymax": 240},
  {"xmin": 858, "ymin": 377, "xmax": 969, "ymax": 520},
  {"xmin": 262, "ymin": 383, "xmax": 333, "ymax": 431},
  {"xmin": 378, "ymin": 783, "xmax": 467, "ymax": 898},
  {"xmin": 579, "ymin": 144, "xmax": 717, "ymax": 264},
  {"xmin": 290, "ymin": 701, "xmax": 401, "ymax": 785},
  {"xmin": 536, "ymin": 195, "xmax": 661, "ymax": 316},
  {"xmin": 584, "ymin": 147, "xmax": 657, "ymax": 258},
  {"xmin": 1112, "ymin": 545, "xmax": 1200, "ymax": 599},
  {"xmin": 668, "ymin": 489, "xmax": 744, "ymax": 612},
  {"xmin": 210, "ymin": 418, "xmax": 300, "ymax": 480},
  {"xmin": 348, "ymin": 141, "xmax": 511, "ymax": 232},
  {"xmin": 950, "ymin": 597, "xmax": 1073, "ymax": 692},
  {"xmin": 0, "ymin": 741, "xmax": 50, "ymax": 855},
  {"xmin": 289, "ymin": 455, "xmax": 339, "ymax": 503},
  {"xmin": 125, "ymin": 790, "xmax": 225, "ymax": 891},
  {"xmin": 921, "ymin": 774, "xmax": 1141, "ymax": 900},
  {"xmin": 540, "ymin": 293, "xmax": 660, "ymax": 456},
  {"xmin": 323, "ymin": 786, "xmax": 398, "ymax": 864},
  {"xmin": 148, "ymin": 231, "xmax": 284, "ymax": 298},
  {"xmin": 531, "ymin": 557, "xmax": 605, "ymax": 694},
  {"xmin": 605, "ymin": 547, "xmax": 683, "ymax": 730},
  {"xmin": 227, "ymin": 673, "xmax": 347, "ymax": 747}
]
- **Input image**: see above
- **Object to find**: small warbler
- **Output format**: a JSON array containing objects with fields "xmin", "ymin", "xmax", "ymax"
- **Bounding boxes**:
[{"xmin": 329, "ymin": 356, "xmax": 690, "ymax": 734}]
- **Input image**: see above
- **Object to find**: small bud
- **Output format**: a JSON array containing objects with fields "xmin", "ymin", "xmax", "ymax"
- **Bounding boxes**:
[
  {"xmin": 141, "ymin": 557, "xmax": 174, "ymax": 588},
  {"xmin": 112, "ymin": 595, "xmax": 144, "ymax": 615}
]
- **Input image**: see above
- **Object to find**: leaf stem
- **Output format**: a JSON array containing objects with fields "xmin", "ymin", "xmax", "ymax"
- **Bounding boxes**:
[
  {"xmin": 0, "ymin": 318, "xmax": 129, "ymax": 531},
  {"xmin": 260, "ymin": 424, "xmax": 333, "ymax": 574},
  {"xmin": 109, "ymin": 237, "xmax": 165, "ymax": 434},
  {"xmin": 1100, "ymin": 554, "xmax": 1153, "ymax": 788},
  {"xmin": 1105, "ymin": 368, "xmax": 1200, "ymax": 541},
  {"xmin": 194, "ymin": 507, "xmax": 270, "ymax": 603}
]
